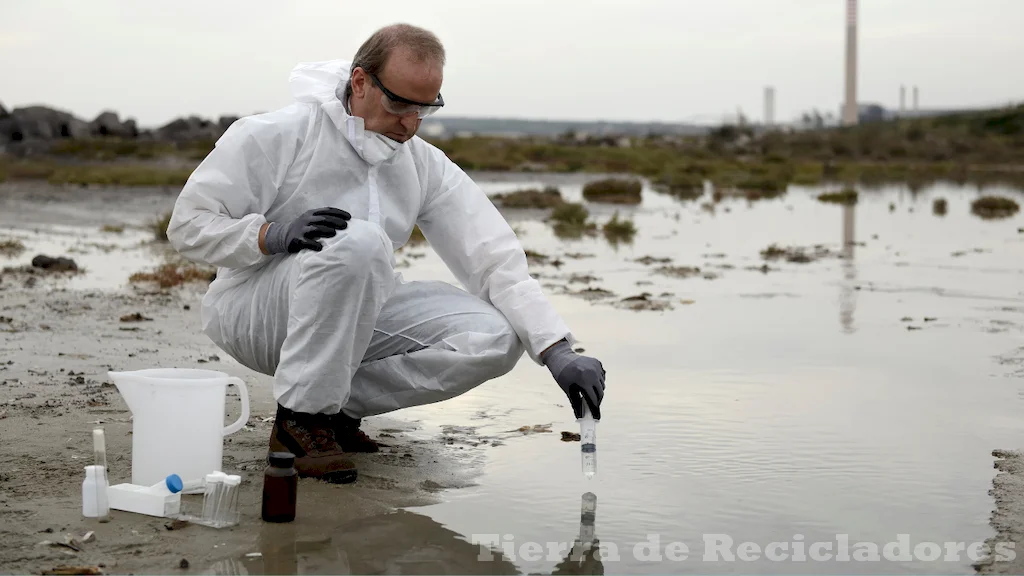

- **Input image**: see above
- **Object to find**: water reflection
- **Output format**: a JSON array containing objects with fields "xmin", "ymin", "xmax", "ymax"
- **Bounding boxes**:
[
  {"xmin": 839, "ymin": 201, "xmax": 858, "ymax": 333},
  {"xmin": 210, "ymin": 494, "xmax": 606, "ymax": 575},
  {"xmin": 238, "ymin": 509, "xmax": 519, "ymax": 574}
]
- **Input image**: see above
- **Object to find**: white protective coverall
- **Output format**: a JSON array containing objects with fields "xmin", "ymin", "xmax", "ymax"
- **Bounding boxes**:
[{"xmin": 167, "ymin": 60, "xmax": 575, "ymax": 418}]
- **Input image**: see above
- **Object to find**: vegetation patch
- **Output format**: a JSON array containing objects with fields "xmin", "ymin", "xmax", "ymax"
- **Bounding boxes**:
[
  {"xmin": 582, "ymin": 178, "xmax": 642, "ymax": 205},
  {"xmin": 492, "ymin": 186, "xmax": 565, "ymax": 209},
  {"xmin": 817, "ymin": 187, "xmax": 859, "ymax": 205},
  {"xmin": 602, "ymin": 212, "xmax": 636, "ymax": 245},
  {"xmin": 129, "ymin": 262, "xmax": 215, "ymax": 288},
  {"xmin": 549, "ymin": 202, "xmax": 598, "ymax": 239},
  {"xmin": 932, "ymin": 198, "xmax": 948, "ymax": 216},
  {"xmin": 971, "ymin": 196, "xmax": 1020, "ymax": 219},
  {"xmin": 0, "ymin": 238, "xmax": 26, "ymax": 257}
]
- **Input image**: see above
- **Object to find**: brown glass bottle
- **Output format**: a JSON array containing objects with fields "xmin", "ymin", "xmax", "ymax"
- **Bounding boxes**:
[{"xmin": 262, "ymin": 451, "xmax": 297, "ymax": 523}]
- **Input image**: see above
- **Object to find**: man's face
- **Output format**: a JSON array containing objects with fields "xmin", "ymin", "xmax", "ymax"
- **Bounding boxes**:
[{"xmin": 349, "ymin": 46, "xmax": 443, "ymax": 143}]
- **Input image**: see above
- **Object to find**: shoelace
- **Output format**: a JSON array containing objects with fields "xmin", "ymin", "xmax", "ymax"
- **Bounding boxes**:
[{"xmin": 291, "ymin": 418, "xmax": 338, "ymax": 454}]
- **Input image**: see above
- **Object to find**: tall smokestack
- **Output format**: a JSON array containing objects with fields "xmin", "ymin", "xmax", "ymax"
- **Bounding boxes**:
[
  {"xmin": 900, "ymin": 85, "xmax": 906, "ymax": 114},
  {"xmin": 842, "ymin": 0, "xmax": 858, "ymax": 125},
  {"xmin": 764, "ymin": 86, "xmax": 775, "ymax": 127},
  {"xmin": 913, "ymin": 86, "xmax": 919, "ymax": 110}
]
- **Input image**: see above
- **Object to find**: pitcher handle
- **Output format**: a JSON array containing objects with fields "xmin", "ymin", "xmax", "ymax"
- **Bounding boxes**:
[{"xmin": 223, "ymin": 376, "xmax": 251, "ymax": 436}]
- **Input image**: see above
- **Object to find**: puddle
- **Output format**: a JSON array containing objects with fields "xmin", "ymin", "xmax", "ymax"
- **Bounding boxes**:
[
  {"xmin": 0, "ymin": 223, "xmax": 171, "ymax": 291},
  {"xmin": 8, "ymin": 176, "xmax": 1024, "ymax": 574}
]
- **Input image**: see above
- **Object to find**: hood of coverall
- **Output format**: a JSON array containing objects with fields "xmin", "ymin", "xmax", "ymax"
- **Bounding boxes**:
[{"xmin": 287, "ymin": 59, "xmax": 402, "ymax": 166}]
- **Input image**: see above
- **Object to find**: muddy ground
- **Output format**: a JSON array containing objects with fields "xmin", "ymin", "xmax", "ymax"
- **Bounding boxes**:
[{"xmin": 0, "ymin": 182, "xmax": 501, "ymax": 575}]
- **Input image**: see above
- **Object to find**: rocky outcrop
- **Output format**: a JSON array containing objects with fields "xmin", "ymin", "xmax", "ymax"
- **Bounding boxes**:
[
  {"xmin": 1, "ymin": 106, "xmax": 91, "ymax": 141},
  {"xmin": 0, "ymin": 102, "xmax": 235, "ymax": 147}
]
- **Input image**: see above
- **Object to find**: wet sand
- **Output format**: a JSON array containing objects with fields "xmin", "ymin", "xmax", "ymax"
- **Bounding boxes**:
[{"xmin": 0, "ymin": 184, "xmax": 494, "ymax": 574}]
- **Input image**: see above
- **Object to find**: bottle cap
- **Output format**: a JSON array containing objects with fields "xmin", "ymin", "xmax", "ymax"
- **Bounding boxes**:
[
  {"xmin": 268, "ymin": 451, "xmax": 295, "ymax": 468},
  {"xmin": 224, "ymin": 474, "xmax": 241, "ymax": 486},
  {"xmin": 165, "ymin": 474, "xmax": 183, "ymax": 494},
  {"xmin": 205, "ymin": 472, "xmax": 224, "ymax": 483}
]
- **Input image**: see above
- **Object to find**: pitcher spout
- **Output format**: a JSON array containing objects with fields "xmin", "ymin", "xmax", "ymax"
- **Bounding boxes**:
[{"xmin": 107, "ymin": 370, "xmax": 142, "ymax": 413}]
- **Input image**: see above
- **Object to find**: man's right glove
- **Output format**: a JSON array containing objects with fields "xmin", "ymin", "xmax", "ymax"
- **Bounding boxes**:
[
  {"xmin": 263, "ymin": 207, "xmax": 351, "ymax": 254},
  {"xmin": 542, "ymin": 340, "xmax": 605, "ymax": 420}
]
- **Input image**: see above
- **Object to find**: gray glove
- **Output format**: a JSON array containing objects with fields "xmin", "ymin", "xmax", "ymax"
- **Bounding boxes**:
[
  {"xmin": 542, "ymin": 341, "xmax": 605, "ymax": 420},
  {"xmin": 264, "ymin": 207, "xmax": 351, "ymax": 254}
]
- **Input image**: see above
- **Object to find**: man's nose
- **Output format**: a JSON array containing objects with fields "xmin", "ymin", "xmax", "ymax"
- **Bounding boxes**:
[{"xmin": 399, "ymin": 113, "xmax": 419, "ymax": 132}]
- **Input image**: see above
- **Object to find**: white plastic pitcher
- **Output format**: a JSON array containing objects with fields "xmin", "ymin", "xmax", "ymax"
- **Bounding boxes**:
[{"xmin": 108, "ymin": 368, "xmax": 249, "ymax": 492}]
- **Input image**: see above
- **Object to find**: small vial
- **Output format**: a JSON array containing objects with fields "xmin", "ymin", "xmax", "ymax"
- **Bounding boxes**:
[
  {"xmin": 92, "ymin": 428, "xmax": 110, "ymax": 523},
  {"xmin": 262, "ymin": 452, "xmax": 297, "ymax": 523},
  {"xmin": 578, "ymin": 403, "xmax": 597, "ymax": 479},
  {"xmin": 82, "ymin": 465, "xmax": 109, "ymax": 519},
  {"xmin": 221, "ymin": 474, "xmax": 241, "ymax": 526},
  {"xmin": 202, "ymin": 472, "xmax": 226, "ymax": 523}
]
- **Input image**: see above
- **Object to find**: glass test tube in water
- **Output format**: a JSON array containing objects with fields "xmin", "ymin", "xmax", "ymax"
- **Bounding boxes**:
[
  {"xmin": 578, "ymin": 403, "xmax": 597, "ymax": 479},
  {"xmin": 92, "ymin": 428, "xmax": 110, "ymax": 523}
]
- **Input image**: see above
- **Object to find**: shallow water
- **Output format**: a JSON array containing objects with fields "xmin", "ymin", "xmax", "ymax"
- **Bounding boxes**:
[
  {"xmin": 390, "ymin": 177, "xmax": 1024, "ymax": 574},
  {"xmin": 5, "ymin": 176, "xmax": 1024, "ymax": 573}
]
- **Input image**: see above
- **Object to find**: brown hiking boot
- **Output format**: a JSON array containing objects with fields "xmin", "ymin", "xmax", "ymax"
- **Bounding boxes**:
[
  {"xmin": 268, "ymin": 404, "xmax": 358, "ymax": 484},
  {"xmin": 330, "ymin": 412, "xmax": 382, "ymax": 453}
]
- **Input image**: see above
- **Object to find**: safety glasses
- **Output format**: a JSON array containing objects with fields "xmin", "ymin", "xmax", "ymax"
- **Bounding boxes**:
[{"xmin": 360, "ymin": 67, "xmax": 444, "ymax": 119}]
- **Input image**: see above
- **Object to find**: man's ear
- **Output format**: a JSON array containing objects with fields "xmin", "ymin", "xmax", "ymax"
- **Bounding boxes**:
[{"xmin": 350, "ymin": 67, "xmax": 368, "ymax": 98}]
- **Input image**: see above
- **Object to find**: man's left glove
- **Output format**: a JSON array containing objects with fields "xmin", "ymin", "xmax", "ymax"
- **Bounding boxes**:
[{"xmin": 542, "ymin": 340, "xmax": 605, "ymax": 420}]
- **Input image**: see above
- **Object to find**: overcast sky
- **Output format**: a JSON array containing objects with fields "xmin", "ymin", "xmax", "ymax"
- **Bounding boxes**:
[{"xmin": 2, "ymin": 0, "xmax": 1021, "ymax": 128}]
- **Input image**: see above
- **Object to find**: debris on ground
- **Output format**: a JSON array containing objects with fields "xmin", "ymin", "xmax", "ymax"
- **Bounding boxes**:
[
  {"xmin": 508, "ymin": 424, "xmax": 552, "ymax": 434},
  {"xmin": 615, "ymin": 293, "xmax": 674, "ymax": 312},
  {"xmin": 561, "ymin": 431, "xmax": 581, "ymax": 442},
  {"xmin": 570, "ymin": 287, "xmax": 616, "ymax": 301},
  {"xmin": 654, "ymin": 265, "xmax": 702, "ymax": 279},
  {"xmin": 42, "ymin": 567, "xmax": 103, "ymax": 575},
  {"xmin": 119, "ymin": 312, "xmax": 152, "ymax": 322},
  {"xmin": 760, "ymin": 243, "xmax": 835, "ymax": 263},
  {"xmin": 32, "ymin": 254, "xmax": 79, "ymax": 272},
  {"xmin": 635, "ymin": 255, "xmax": 672, "ymax": 265}
]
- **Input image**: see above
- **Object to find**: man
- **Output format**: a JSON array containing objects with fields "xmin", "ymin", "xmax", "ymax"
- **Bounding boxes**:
[{"xmin": 167, "ymin": 23, "xmax": 605, "ymax": 484}]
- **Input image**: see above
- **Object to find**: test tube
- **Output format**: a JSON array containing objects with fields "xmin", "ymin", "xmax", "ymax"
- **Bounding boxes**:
[
  {"xmin": 92, "ymin": 428, "xmax": 110, "ymax": 523},
  {"xmin": 202, "ymin": 472, "xmax": 225, "ymax": 524},
  {"xmin": 221, "ymin": 475, "xmax": 241, "ymax": 526},
  {"xmin": 578, "ymin": 403, "xmax": 597, "ymax": 479}
]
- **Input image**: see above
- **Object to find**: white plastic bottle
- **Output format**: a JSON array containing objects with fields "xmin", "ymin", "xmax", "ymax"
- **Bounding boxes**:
[{"xmin": 82, "ymin": 465, "xmax": 110, "ymax": 518}]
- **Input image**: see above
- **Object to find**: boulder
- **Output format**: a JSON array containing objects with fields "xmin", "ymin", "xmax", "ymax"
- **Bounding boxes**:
[
  {"xmin": 5, "ymin": 106, "xmax": 90, "ymax": 141},
  {"xmin": 90, "ymin": 110, "xmax": 137, "ymax": 138},
  {"xmin": 155, "ymin": 115, "xmax": 223, "ymax": 141}
]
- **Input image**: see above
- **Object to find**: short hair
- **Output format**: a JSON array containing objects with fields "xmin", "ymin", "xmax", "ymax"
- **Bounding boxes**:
[{"xmin": 339, "ymin": 23, "xmax": 446, "ymax": 107}]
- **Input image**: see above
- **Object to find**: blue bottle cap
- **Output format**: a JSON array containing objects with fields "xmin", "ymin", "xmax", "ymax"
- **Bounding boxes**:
[{"xmin": 165, "ymin": 474, "xmax": 183, "ymax": 494}]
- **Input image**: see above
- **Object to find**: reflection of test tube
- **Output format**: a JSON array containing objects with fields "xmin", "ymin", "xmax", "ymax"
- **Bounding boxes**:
[
  {"xmin": 578, "ymin": 492, "xmax": 597, "ymax": 548},
  {"xmin": 578, "ymin": 403, "xmax": 597, "ymax": 479}
]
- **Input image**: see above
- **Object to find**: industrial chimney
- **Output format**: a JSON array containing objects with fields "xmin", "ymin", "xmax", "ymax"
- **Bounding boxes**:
[
  {"xmin": 764, "ymin": 86, "xmax": 775, "ymax": 128},
  {"xmin": 913, "ymin": 86, "xmax": 919, "ymax": 111},
  {"xmin": 900, "ymin": 85, "xmax": 906, "ymax": 114},
  {"xmin": 842, "ymin": 0, "xmax": 858, "ymax": 125}
]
